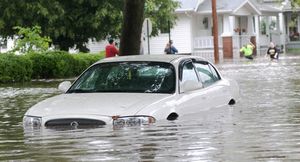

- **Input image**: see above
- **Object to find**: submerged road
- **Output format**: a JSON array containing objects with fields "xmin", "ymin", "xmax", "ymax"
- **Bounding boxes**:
[{"xmin": 0, "ymin": 53, "xmax": 300, "ymax": 161}]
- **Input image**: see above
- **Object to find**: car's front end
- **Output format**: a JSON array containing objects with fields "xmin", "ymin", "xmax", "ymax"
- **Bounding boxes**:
[
  {"xmin": 23, "ymin": 114, "xmax": 157, "ymax": 129},
  {"xmin": 23, "ymin": 92, "xmax": 173, "ymax": 129}
]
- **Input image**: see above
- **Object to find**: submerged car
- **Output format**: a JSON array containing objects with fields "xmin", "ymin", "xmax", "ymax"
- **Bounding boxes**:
[{"xmin": 23, "ymin": 55, "xmax": 239, "ymax": 128}]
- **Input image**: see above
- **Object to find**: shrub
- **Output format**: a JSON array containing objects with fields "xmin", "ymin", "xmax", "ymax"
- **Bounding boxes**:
[
  {"xmin": 27, "ymin": 51, "xmax": 103, "ymax": 79},
  {"xmin": 47, "ymin": 51, "xmax": 77, "ymax": 78},
  {"xmin": 0, "ymin": 51, "xmax": 103, "ymax": 83},
  {"xmin": 0, "ymin": 53, "xmax": 32, "ymax": 83},
  {"xmin": 73, "ymin": 52, "xmax": 104, "ymax": 75},
  {"xmin": 26, "ymin": 52, "xmax": 56, "ymax": 79}
]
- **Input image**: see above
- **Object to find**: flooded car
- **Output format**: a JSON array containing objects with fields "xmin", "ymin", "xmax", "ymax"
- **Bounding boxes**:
[{"xmin": 23, "ymin": 55, "xmax": 239, "ymax": 128}]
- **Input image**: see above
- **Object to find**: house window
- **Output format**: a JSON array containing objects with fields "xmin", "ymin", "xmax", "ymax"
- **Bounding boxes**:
[
  {"xmin": 269, "ymin": 16, "xmax": 277, "ymax": 31},
  {"xmin": 289, "ymin": 14, "xmax": 299, "ymax": 41},
  {"xmin": 253, "ymin": 16, "xmax": 256, "ymax": 33},
  {"xmin": 259, "ymin": 16, "xmax": 267, "ymax": 35},
  {"xmin": 202, "ymin": 17, "xmax": 209, "ymax": 29}
]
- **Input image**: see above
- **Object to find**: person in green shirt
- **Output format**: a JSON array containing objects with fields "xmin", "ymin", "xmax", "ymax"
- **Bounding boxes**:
[{"xmin": 240, "ymin": 42, "xmax": 255, "ymax": 60}]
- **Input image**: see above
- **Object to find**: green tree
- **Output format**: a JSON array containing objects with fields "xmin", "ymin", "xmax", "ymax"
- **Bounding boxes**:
[
  {"xmin": 145, "ymin": 0, "xmax": 179, "ymax": 36},
  {"xmin": 0, "ymin": 0, "xmax": 179, "ymax": 52},
  {"xmin": 292, "ymin": 0, "xmax": 300, "ymax": 7},
  {"xmin": 13, "ymin": 26, "xmax": 51, "ymax": 53}
]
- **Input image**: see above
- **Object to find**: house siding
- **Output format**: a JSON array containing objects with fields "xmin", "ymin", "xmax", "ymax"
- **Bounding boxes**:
[
  {"xmin": 86, "ymin": 40, "xmax": 107, "ymax": 53},
  {"xmin": 143, "ymin": 14, "xmax": 192, "ymax": 55},
  {"xmin": 191, "ymin": 15, "xmax": 211, "ymax": 37},
  {"xmin": 0, "ymin": 38, "xmax": 14, "ymax": 53},
  {"xmin": 235, "ymin": 4, "xmax": 257, "ymax": 16}
]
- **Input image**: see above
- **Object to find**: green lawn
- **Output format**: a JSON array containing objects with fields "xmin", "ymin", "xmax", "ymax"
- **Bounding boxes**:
[{"xmin": 287, "ymin": 48, "xmax": 300, "ymax": 53}]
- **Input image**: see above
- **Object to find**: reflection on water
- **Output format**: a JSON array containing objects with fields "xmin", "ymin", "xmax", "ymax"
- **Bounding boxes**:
[{"xmin": 1, "ymin": 55, "xmax": 300, "ymax": 161}]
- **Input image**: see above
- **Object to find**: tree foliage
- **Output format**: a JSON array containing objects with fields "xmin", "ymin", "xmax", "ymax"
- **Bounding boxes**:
[
  {"xmin": 292, "ymin": 0, "xmax": 300, "ymax": 6},
  {"xmin": 145, "ymin": 0, "xmax": 179, "ymax": 36},
  {"xmin": 0, "ymin": 0, "xmax": 179, "ymax": 52},
  {"xmin": 13, "ymin": 26, "xmax": 51, "ymax": 53}
]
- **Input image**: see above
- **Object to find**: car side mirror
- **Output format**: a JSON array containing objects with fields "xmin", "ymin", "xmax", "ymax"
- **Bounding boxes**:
[
  {"xmin": 58, "ymin": 81, "xmax": 72, "ymax": 92},
  {"xmin": 180, "ymin": 80, "xmax": 202, "ymax": 93}
]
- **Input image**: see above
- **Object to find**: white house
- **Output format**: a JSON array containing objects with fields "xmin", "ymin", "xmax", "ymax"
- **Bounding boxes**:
[{"xmin": 143, "ymin": 0, "xmax": 288, "ymax": 61}]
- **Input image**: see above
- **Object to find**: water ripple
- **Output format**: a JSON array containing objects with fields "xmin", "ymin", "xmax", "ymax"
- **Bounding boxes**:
[{"xmin": 1, "ymin": 54, "xmax": 300, "ymax": 161}]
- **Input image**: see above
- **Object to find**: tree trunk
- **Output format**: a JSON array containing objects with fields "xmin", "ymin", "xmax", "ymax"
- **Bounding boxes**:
[{"xmin": 119, "ymin": 0, "xmax": 145, "ymax": 56}]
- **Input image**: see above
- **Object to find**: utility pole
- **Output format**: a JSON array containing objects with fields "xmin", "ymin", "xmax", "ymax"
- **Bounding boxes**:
[
  {"xmin": 168, "ymin": 20, "xmax": 171, "ymax": 42},
  {"xmin": 211, "ymin": 0, "xmax": 219, "ymax": 63}
]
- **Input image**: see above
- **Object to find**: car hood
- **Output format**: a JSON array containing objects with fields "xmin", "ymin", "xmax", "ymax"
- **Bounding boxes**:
[{"xmin": 26, "ymin": 93, "xmax": 173, "ymax": 117}]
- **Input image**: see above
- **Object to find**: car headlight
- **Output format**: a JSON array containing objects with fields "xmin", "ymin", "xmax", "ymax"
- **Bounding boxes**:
[
  {"xmin": 112, "ymin": 116, "xmax": 156, "ymax": 127},
  {"xmin": 23, "ymin": 116, "xmax": 42, "ymax": 128}
]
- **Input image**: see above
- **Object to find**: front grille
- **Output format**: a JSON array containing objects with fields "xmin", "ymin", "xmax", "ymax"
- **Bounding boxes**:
[{"xmin": 45, "ymin": 118, "xmax": 106, "ymax": 128}]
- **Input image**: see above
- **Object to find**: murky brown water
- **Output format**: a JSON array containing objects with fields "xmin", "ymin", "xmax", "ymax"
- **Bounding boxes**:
[{"xmin": 1, "ymin": 54, "xmax": 300, "ymax": 161}]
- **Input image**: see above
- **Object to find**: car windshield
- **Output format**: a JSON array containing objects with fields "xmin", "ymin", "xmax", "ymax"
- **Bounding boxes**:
[{"xmin": 67, "ymin": 61, "xmax": 176, "ymax": 94}]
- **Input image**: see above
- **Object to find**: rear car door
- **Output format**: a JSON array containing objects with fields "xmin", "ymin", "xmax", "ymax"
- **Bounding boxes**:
[{"xmin": 193, "ymin": 60, "xmax": 230, "ymax": 107}]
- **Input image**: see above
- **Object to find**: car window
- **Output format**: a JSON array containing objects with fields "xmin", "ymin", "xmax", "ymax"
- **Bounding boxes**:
[
  {"xmin": 208, "ymin": 64, "xmax": 221, "ymax": 81},
  {"xmin": 181, "ymin": 61, "xmax": 199, "ymax": 83},
  {"xmin": 194, "ymin": 62, "xmax": 219, "ymax": 87},
  {"xmin": 68, "ymin": 62, "xmax": 175, "ymax": 94}
]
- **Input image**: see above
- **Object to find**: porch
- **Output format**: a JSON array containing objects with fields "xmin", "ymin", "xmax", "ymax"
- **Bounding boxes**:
[{"xmin": 192, "ymin": 35, "xmax": 256, "ymax": 60}]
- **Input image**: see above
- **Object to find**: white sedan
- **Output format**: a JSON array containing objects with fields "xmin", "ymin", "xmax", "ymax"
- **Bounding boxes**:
[{"xmin": 23, "ymin": 55, "xmax": 239, "ymax": 128}]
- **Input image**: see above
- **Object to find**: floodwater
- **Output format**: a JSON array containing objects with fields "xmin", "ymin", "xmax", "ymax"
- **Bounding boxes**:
[{"xmin": 1, "ymin": 54, "xmax": 300, "ymax": 161}]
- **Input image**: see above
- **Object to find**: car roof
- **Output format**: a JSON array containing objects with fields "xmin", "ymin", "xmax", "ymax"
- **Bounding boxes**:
[{"xmin": 97, "ymin": 54, "xmax": 207, "ymax": 64}]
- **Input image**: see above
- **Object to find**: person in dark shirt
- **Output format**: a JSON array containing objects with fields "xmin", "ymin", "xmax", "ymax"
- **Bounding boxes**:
[
  {"xmin": 105, "ymin": 39, "xmax": 119, "ymax": 58},
  {"xmin": 164, "ymin": 40, "xmax": 178, "ymax": 54},
  {"xmin": 266, "ymin": 42, "xmax": 279, "ymax": 61}
]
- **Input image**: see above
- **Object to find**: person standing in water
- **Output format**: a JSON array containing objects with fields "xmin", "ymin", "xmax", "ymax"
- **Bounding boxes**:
[
  {"xmin": 265, "ymin": 42, "xmax": 279, "ymax": 61},
  {"xmin": 240, "ymin": 42, "xmax": 255, "ymax": 60}
]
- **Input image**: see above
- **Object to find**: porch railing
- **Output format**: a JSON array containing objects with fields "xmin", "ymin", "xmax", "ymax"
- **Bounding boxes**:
[
  {"xmin": 194, "ymin": 35, "xmax": 253, "ymax": 50},
  {"xmin": 194, "ymin": 36, "xmax": 223, "ymax": 49},
  {"xmin": 193, "ymin": 49, "xmax": 223, "ymax": 63},
  {"xmin": 193, "ymin": 35, "xmax": 253, "ymax": 59},
  {"xmin": 270, "ymin": 32, "xmax": 281, "ymax": 45}
]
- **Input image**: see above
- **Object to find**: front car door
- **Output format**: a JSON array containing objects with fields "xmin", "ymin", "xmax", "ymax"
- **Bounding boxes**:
[{"xmin": 175, "ymin": 59, "xmax": 210, "ymax": 117}]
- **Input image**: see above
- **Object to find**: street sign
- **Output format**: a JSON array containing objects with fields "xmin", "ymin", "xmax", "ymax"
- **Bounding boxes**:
[{"xmin": 142, "ymin": 18, "xmax": 152, "ymax": 36}]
